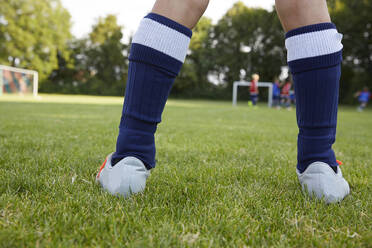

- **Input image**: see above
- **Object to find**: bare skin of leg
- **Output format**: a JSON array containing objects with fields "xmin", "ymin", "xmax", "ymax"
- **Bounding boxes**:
[
  {"xmin": 152, "ymin": 0, "xmax": 209, "ymax": 29},
  {"xmin": 275, "ymin": 0, "xmax": 331, "ymax": 32}
]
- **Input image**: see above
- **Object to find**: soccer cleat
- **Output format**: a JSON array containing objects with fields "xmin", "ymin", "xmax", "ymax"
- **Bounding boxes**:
[
  {"xmin": 96, "ymin": 153, "xmax": 150, "ymax": 198},
  {"xmin": 297, "ymin": 162, "xmax": 350, "ymax": 203}
]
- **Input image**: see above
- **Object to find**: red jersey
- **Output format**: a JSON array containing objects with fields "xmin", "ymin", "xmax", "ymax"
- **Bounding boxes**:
[
  {"xmin": 281, "ymin": 82, "xmax": 291, "ymax": 96},
  {"xmin": 250, "ymin": 80, "xmax": 259, "ymax": 94}
]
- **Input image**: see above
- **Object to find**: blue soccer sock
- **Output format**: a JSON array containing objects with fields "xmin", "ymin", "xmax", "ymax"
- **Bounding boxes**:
[
  {"xmin": 285, "ymin": 23, "xmax": 343, "ymax": 173},
  {"xmin": 111, "ymin": 13, "xmax": 192, "ymax": 169}
]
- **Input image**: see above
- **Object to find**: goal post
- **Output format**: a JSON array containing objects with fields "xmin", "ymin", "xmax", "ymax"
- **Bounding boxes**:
[
  {"xmin": 232, "ymin": 81, "xmax": 273, "ymax": 107},
  {"xmin": 0, "ymin": 64, "xmax": 38, "ymax": 97}
]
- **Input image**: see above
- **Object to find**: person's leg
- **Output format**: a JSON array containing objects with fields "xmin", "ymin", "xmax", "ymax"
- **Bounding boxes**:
[
  {"xmin": 275, "ymin": 97, "xmax": 281, "ymax": 109},
  {"xmin": 358, "ymin": 102, "xmax": 366, "ymax": 111},
  {"xmin": 152, "ymin": 0, "xmax": 209, "ymax": 29},
  {"xmin": 286, "ymin": 97, "xmax": 291, "ymax": 109},
  {"xmin": 362, "ymin": 102, "xmax": 367, "ymax": 110},
  {"xmin": 276, "ymin": 0, "xmax": 349, "ymax": 203},
  {"xmin": 251, "ymin": 94, "xmax": 256, "ymax": 106},
  {"xmin": 97, "ymin": 0, "xmax": 209, "ymax": 197},
  {"xmin": 254, "ymin": 95, "xmax": 259, "ymax": 107},
  {"xmin": 276, "ymin": 0, "xmax": 331, "ymax": 32},
  {"xmin": 280, "ymin": 95, "xmax": 285, "ymax": 107},
  {"xmin": 273, "ymin": 96, "xmax": 278, "ymax": 107}
]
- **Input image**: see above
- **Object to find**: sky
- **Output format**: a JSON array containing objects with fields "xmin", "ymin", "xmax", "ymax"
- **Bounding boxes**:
[{"xmin": 60, "ymin": 0, "xmax": 275, "ymax": 39}]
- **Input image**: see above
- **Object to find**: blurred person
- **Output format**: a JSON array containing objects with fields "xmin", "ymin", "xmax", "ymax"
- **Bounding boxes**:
[
  {"xmin": 355, "ymin": 87, "xmax": 371, "ymax": 112},
  {"xmin": 272, "ymin": 77, "xmax": 281, "ymax": 109},
  {"xmin": 96, "ymin": 0, "xmax": 349, "ymax": 203},
  {"xmin": 281, "ymin": 79, "xmax": 292, "ymax": 110},
  {"xmin": 249, "ymin": 73, "xmax": 260, "ymax": 107}
]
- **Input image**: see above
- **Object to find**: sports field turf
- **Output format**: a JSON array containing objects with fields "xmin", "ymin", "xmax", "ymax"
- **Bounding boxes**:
[{"xmin": 0, "ymin": 94, "xmax": 371, "ymax": 247}]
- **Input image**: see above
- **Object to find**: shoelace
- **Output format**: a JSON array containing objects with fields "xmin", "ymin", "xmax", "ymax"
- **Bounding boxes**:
[
  {"xmin": 336, "ymin": 160, "xmax": 343, "ymax": 166},
  {"xmin": 96, "ymin": 157, "xmax": 108, "ymax": 179}
]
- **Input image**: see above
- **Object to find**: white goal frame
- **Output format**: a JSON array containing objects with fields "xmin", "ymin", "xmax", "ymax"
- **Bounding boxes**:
[
  {"xmin": 0, "ymin": 64, "xmax": 38, "ymax": 97},
  {"xmin": 232, "ymin": 81, "xmax": 273, "ymax": 107}
]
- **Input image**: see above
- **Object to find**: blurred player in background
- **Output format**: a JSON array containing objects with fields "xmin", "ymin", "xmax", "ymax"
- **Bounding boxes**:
[
  {"xmin": 272, "ymin": 77, "xmax": 281, "ymax": 109},
  {"xmin": 355, "ymin": 87, "xmax": 371, "ymax": 112},
  {"xmin": 281, "ymin": 79, "xmax": 292, "ymax": 110},
  {"xmin": 249, "ymin": 73, "xmax": 260, "ymax": 108}
]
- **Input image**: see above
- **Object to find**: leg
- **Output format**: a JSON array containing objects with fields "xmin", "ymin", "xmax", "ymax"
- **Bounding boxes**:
[
  {"xmin": 361, "ymin": 102, "xmax": 367, "ymax": 110},
  {"xmin": 276, "ymin": 0, "xmax": 330, "ymax": 32},
  {"xmin": 276, "ymin": 0, "xmax": 350, "ymax": 203},
  {"xmin": 152, "ymin": 0, "xmax": 209, "ymax": 29},
  {"xmin": 286, "ymin": 97, "xmax": 291, "ymax": 109},
  {"xmin": 97, "ymin": 0, "xmax": 209, "ymax": 197},
  {"xmin": 251, "ymin": 94, "xmax": 256, "ymax": 106},
  {"xmin": 358, "ymin": 102, "xmax": 366, "ymax": 111},
  {"xmin": 254, "ymin": 95, "xmax": 259, "ymax": 107},
  {"xmin": 275, "ymin": 97, "xmax": 281, "ymax": 109}
]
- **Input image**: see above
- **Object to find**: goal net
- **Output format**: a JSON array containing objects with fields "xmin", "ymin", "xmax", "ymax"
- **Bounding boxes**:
[
  {"xmin": 0, "ymin": 65, "xmax": 38, "ymax": 97},
  {"xmin": 232, "ymin": 81, "xmax": 273, "ymax": 107}
]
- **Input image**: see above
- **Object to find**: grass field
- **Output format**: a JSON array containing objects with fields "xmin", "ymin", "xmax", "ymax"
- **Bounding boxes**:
[{"xmin": 0, "ymin": 94, "xmax": 371, "ymax": 247}]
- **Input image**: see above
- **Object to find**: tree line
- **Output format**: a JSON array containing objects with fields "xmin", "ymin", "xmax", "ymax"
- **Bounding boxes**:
[{"xmin": 1, "ymin": 0, "xmax": 371, "ymax": 103}]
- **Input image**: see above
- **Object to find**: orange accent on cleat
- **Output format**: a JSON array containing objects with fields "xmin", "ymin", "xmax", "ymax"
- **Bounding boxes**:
[
  {"xmin": 96, "ymin": 157, "xmax": 108, "ymax": 179},
  {"xmin": 336, "ymin": 160, "xmax": 343, "ymax": 166}
]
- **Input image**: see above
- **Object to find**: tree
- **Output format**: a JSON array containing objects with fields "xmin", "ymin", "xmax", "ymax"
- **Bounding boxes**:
[
  {"xmin": 173, "ymin": 17, "xmax": 215, "ymax": 97},
  {"xmin": 211, "ymin": 2, "xmax": 285, "ymax": 90},
  {"xmin": 0, "ymin": 0, "xmax": 72, "ymax": 82},
  {"xmin": 84, "ymin": 15, "xmax": 128, "ymax": 95},
  {"xmin": 44, "ymin": 15, "xmax": 128, "ymax": 95},
  {"xmin": 329, "ymin": 0, "xmax": 372, "ymax": 103}
]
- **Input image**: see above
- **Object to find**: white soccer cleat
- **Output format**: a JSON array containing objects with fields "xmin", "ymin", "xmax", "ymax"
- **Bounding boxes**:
[
  {"xmin": 297, "ymin": 162, "xmax": 350, "ymax": 203},
  {"xmin": 96, "ymin": 153, "xmax": 150, "ymax": 198}
]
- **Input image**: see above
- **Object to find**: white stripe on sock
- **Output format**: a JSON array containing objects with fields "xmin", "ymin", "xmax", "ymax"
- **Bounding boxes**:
[
  {"xmin": 132, "ymin": 18, "xmax": 191, "ymax": 63},
  {"xmin": 286, "ymin": 29, "xmax": 343, "ymax": 62}
]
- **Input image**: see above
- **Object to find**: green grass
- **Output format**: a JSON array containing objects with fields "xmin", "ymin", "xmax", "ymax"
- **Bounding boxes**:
[{"xmin": 0, "ymin": 94, "xmax": 371, "ymax": 247}]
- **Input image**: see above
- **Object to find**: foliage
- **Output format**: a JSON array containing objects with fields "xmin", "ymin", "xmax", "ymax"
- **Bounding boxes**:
[
  {"xmin": 42, "ymin": 15, "xmax": 128, "ymax": 95},
  {"xmin": 84, "ymin": 15, "xmax": 128, "ymax": 95},
  {"xmin": 212, "ymin": 2, "xmax": 284, "ymax": 89},
  {"xmin": 0, "ymin": 0, "xmax": 71, "ymax": 81},
  {"xmin": 174, "ymin": 3, "xmax": 285, "ymax": 99},
  {"xmin": 173, "ymin": 17, "xmax": 216, "ymax": 98},
  {"xmin": 329, "ymin": 0, "xmax": 372, "ymax": 103}
]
